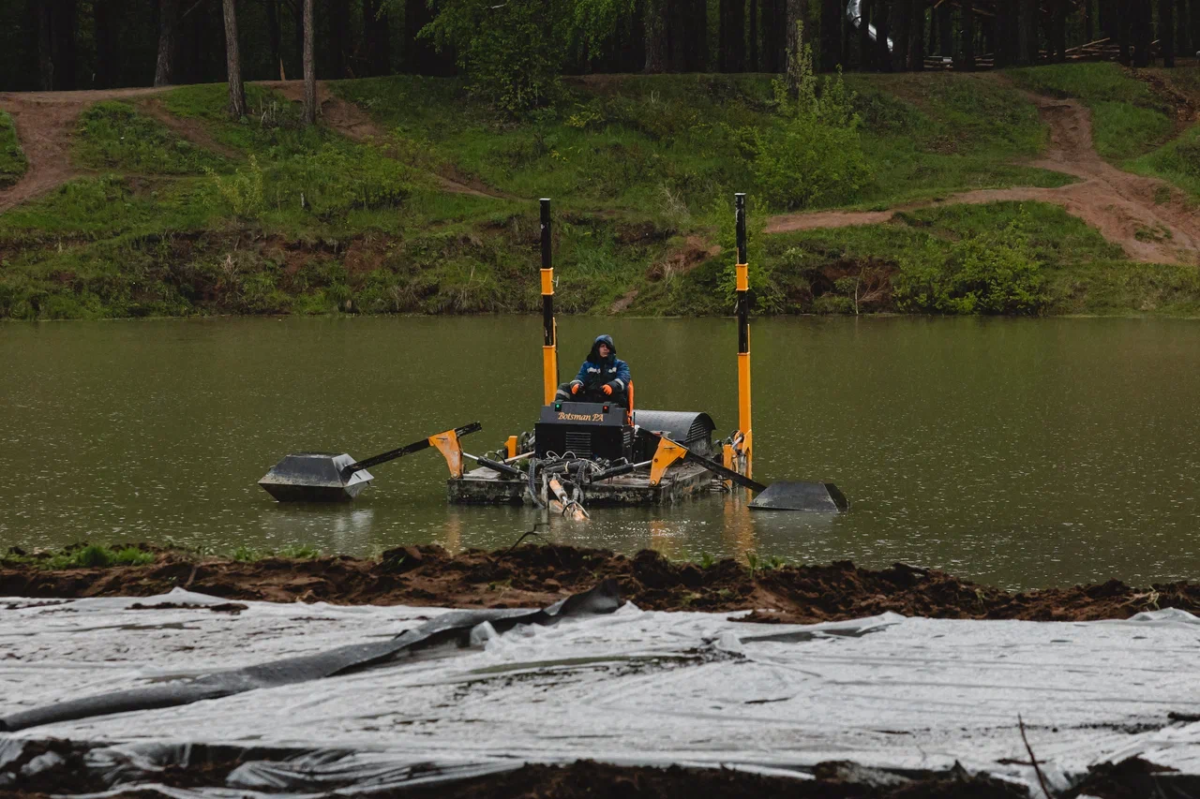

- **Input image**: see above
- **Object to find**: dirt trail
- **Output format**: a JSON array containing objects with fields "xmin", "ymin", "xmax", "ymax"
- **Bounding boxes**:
[
  {"xmin": 0, "ymin": 87, "xmax": 167, "ymax": 214},
  {"xmin": 262, "ymin": 79, "xmax": 507, "ymax": 199},
  {"xmin": 767, "ymin": 95, "xmax": 1200, "ymax": 266},
  {"xmin": 138, "ymin": 96, "xmax": 242, "ymax": 160},
  {"xmin": 0, "ymin": 81, "xmax": 505, "ymax": 214}
]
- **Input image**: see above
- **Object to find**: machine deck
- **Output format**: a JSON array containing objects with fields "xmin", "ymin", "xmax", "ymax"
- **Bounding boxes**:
[{"xmin": 448, "ymin": 462, "xmax": 715, "ymax": 506}]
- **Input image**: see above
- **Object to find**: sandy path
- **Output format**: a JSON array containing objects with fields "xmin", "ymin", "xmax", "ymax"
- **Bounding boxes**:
[
  {"xmin": 767, "ymin": 95, "xmax": 1200, "ymax": 265},
  {"xmin": 261, "ymin": 80, "xmax": 506, "ymax": 199},
  {"xmin": 0, "ymin": 87, "xmax": 169, "ymax": 214},
  {"xmin": 0, "ymin": 80, "xmax": 505, "ymax": 214}
]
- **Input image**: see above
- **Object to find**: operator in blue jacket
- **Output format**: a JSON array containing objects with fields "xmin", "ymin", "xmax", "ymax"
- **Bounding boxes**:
[{"xmin": 555, "ymin": 334, "xmax": 631, "ymax": 408}]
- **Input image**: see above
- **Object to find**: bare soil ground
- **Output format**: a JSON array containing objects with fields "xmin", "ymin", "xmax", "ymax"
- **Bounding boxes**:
[
  {"xmin": 0, "ymin": 80, "xmax": 504, "ymax": 214},
  {"xmin": 767, "ymin": 94, "xmax": 1200, "ymax": 266},
  {"xmin": 0, "ymin": 87, "xmax": 165, "ymax": 213},
  {"xmin": 0, "ymin": 739, "xmax": 1187, "ymax": 798},
  {"xmin": 2, "ymin": 544, "xmax": 1196, "ymax": 624},
  {"xmin": 262, "ymin": 79, "xmax": 506, "ymax": 198}
]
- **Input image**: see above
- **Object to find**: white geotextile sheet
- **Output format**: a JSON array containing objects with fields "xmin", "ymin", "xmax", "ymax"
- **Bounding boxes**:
[{"xmin": 3, "ymin": 588, "xmax": 1200, "ymax": 793}]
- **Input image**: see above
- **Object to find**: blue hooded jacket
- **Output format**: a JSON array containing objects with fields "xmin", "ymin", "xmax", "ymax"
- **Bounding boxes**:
[{"xmin": 572, "ymin": 334, "xmax": 630, "ymax": 393}]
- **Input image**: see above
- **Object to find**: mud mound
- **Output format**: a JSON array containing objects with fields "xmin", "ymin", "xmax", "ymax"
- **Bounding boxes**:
[{"xmin": 3, "ymin": 544, "xmax": 1197, "ymax": 624}]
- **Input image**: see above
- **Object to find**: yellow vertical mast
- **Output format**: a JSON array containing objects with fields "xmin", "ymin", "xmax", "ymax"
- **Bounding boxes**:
[
  {"xmin": 735, "ymin": 193, "xmax": 752, "ymax": 478},
  {"xmin": 540, "ymin": 198, "xmax": 558, "ymax": 405}
]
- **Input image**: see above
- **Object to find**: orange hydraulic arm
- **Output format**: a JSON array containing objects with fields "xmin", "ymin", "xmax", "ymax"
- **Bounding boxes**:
[
  {"xmin": 734, "ymin": 192, "xmax": 753, "ymax": 479},
  {"xmin": 540, "ymin": 198, "xmax": 559, "ymax": 405}
]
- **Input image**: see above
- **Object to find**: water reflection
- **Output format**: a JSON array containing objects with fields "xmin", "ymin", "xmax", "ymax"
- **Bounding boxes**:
[
  {"xmin": 5, "ymin": 315, "xmax": 1200, "ymax": 590},
  {"xmin": 258, "ymin": 506, "xmax": 377, "ymax": 553}
]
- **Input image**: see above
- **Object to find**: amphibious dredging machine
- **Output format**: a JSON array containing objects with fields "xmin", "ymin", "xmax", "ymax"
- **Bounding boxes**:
[{"xmin": 260, "ymin": 195, "xmax": 845, "ymax": 514}]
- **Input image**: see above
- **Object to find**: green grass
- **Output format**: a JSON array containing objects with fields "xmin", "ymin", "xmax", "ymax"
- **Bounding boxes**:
[
  {"xmin": 0, "ymin": 542, "xmax": 327, "ymax": 569},
  {"xmin": 1006, "ymin": 63, "xmax": 1176, "ymax": 160},
  {"xmin": 714, "ymin": 201, "xmax": 1139, "ymax": 316},
  {"xmin": 230, "ymin": 544, "xmax": 322, "ymax": 562},
  {"xmin": 1129, "ymin": 125, "xmax": 1200, "ymax": 198},
  {"xmin": 0, "ymin": 71, "xmax": 1192, "ymax": 320},
  {"xmin": 1, "ymin": 544, "xmax": 156, "ymax": 569},
  {"xmin": 844, "ymin": 72, "xmax": 1075, "ymax": 206},
  {"xmin": 0, "ymin": 109, "xmax": 27, "ymax": 188},
  {"xmin": 75, "ymin": 101, "xmax": 229, "ymax": 175}
]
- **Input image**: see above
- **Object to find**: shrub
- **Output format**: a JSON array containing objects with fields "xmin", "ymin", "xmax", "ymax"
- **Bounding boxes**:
[
  {"xmin": 747, "ymin": 30, "xmax": 871, "ymax": 211},
  {"xmin": 895, "ymin": 210, "xmax": 1046, "ymax": 315},
  {"xmin": 0, "ymin": 110, "xmax": 27, "ymax": 188}
]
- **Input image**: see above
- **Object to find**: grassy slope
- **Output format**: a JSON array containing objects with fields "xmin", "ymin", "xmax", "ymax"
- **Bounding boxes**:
[
  {"xmin": 0, "ymin": 68, "xmax": 1195, "ymax": 319},
  {"xmin": 1006, "ymin": 61, "xmax": 1200, "ymax": 201},
  {"xmin": 0, "ymin": 109, "xmax": 27, "ymax": 188},
  {"xmin": 1007, "ymin": 62, "xmax": 1176, "ymax": 161}
]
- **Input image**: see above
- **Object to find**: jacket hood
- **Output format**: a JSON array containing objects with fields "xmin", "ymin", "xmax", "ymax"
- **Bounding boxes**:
[{"xmin": 588, "ymin": 334, "xmax": 617, "ymax": 361}]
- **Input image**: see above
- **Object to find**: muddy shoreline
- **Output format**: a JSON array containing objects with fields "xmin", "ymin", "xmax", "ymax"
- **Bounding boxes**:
[{"xmin": 2, "ymin": 543, "xmax": 1196, "ymax": 623}]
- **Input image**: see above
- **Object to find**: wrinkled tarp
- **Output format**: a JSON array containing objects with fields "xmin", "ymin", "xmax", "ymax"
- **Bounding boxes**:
[
  {"xmin": 0, "ymin": 581, "xmax": 621, "ymax": 732},
  {"xmin": 3, "ymin": 589, "xmax": 1200, "ymax": 797}
]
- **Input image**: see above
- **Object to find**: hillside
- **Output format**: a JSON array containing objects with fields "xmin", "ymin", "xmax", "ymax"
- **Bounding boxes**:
[{"xmin": 1, "ymin": 63, "xmax": 1199, "ymax": 320}]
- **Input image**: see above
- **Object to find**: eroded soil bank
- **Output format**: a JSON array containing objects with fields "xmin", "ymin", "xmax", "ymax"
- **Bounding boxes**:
[
  {"xmin": 0, "ymin": 739, "xmax": 1189, "ymax": 799},
  {"xmin": 2, "ymin": 543, "xmax": 1195, "ymax": 623}
]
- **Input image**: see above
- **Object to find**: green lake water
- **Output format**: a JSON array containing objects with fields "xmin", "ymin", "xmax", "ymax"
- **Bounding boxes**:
[{"xmin": 2, "ymin": 315, "xmax": 1199, "ymax": 590}]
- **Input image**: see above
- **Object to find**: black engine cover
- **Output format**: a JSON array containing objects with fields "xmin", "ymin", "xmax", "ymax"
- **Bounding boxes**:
[{"xmin": 535, "ymin": 402, "xmax": 632, "ymax": 461}]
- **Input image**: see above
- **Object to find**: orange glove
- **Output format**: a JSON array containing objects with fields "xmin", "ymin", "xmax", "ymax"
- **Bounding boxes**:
[
  {"xmin": 571, "ymin": 383, "xmax": 581, "ymax": 395},
  {"xmin": 602, "ymin": 384, "xmax": 613, "ymax": 396}
]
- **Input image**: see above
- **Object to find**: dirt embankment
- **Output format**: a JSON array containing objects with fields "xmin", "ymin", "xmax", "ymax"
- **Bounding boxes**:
[
  {"xmin": 2, "ymin": 544, "xmax": 1196, "ymax": 624},
  {"xmin": 0, "ymin": 80, "xmax": 504, "ymax": 216},
  {"xmin": 767, "ymin": 94, "xmax": 1200, "ymax": 266},
  {"xmin": 0, "ymin": 88, "xmax": 165, "ymax": 214},
  {"xmin": 0, "ymin": 739, "xmax": 1186, "ymax": 799}
]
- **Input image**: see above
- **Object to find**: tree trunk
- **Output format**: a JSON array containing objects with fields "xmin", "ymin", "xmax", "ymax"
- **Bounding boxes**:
[
  {"xmin": 645, "ymin": 0, "xmax": 668, "ymax": 72},
  {"xmin": 909, "ymin": 0, "xmax": 924, "ymax": 69},
  {"xmin": 327, "ymin": 0, "xmax": 348, "ymax": 78},
  {"xmin": 821, "ymin": 0, "xmax": 843, "ymax": 69},
  {"xmin": 749, "ymin": 0, "xmax": 759, "ymax": 69},
  {"xmin": 719, "ymin": 0, "xmax": 731, "ymax": 70},
  {"xmin": 291, "ymin": 0, "xmax": 304, "ymax": 79},
  {"xmin": 993, "ymin": 0, "xmax": 1009, "ymax": 66},
  {"xmin": 1132, "ymin": 0, "xmax": 1153, "ymax": 65},
  {"xmin": 1117, "ymin": 0, "xmax": 1131, "ymax": 63},
  {"xmin": 1085, "ymin": 0, "xmax": 1094, "ymax": 42},
  {"xmin": 303, "ymin": 0, "xmax": 316, "ymax": 123},
  {"xmin": 787, "ymin": 0, "xmax": 808, "ymax": 77},
  {"xmin": 372, "ymin": 1, "xmax": 390, "ymax": 75},
  {"xmin": 265, "ymin": 0, "xmax": 282, "ymax": 79},
  {"xmin": 155, "ymin": 0, "xmax": 177, "ymax": 86},
  {"xmin": 937, "ymin": 1, "xmax": 952, "ymax": 55},
  {"xmin": 961, "ymin": 0, "xmax": 975, "ymax": 69},
  {"xmin": 222, "ymin": 0, "xmax": 246, "ymax": 118},
  {"xmin": 1177, "ymin": 0, "xmax": 1191, "ymax": 56},
  {"xmin": 1017, "ymin": 0, "xmax": 1037, "ymax": 64},
  {"xmin": 35, "ymin": 1, "xmax": 54, "ymax": 90},
  {"xmin": 1160, "ymin": 0, "xmax": 1176, "ymax": 65},
  {"xmin": 681, "ymin": 0, "xmax": 707, "ymax": 70},
  {"xmin": 1192, "ymin": 0, "xmax": 1200, "ymax": 57},
  {"xmin": 51, "ymin": 0, "xmax": 77, "ymax": 90},
  {"xmin": 1052, "ymin": 0, "xmax": 1067, "ymax": 61},
  {"xmin": 875, "ymin": 0, "xmax": 891, "ymax": 70},
  {"xmin": 859, "ymin": 0, "xmax": 874, "ymax": 69},
  {"xmin": 1099, "ymin": 0, "xmax": 1117, "ymax": 36},
  {"xmin": 94, "ymin": 0, "xmax": 119, "ymax": 88},
  {"xmin": 891, "ymin": 0, "xmax": 909, "ymax": 69},
  {"xmin": 763, "ymin": 0, "xmax": 787, "ymax": 70}
]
